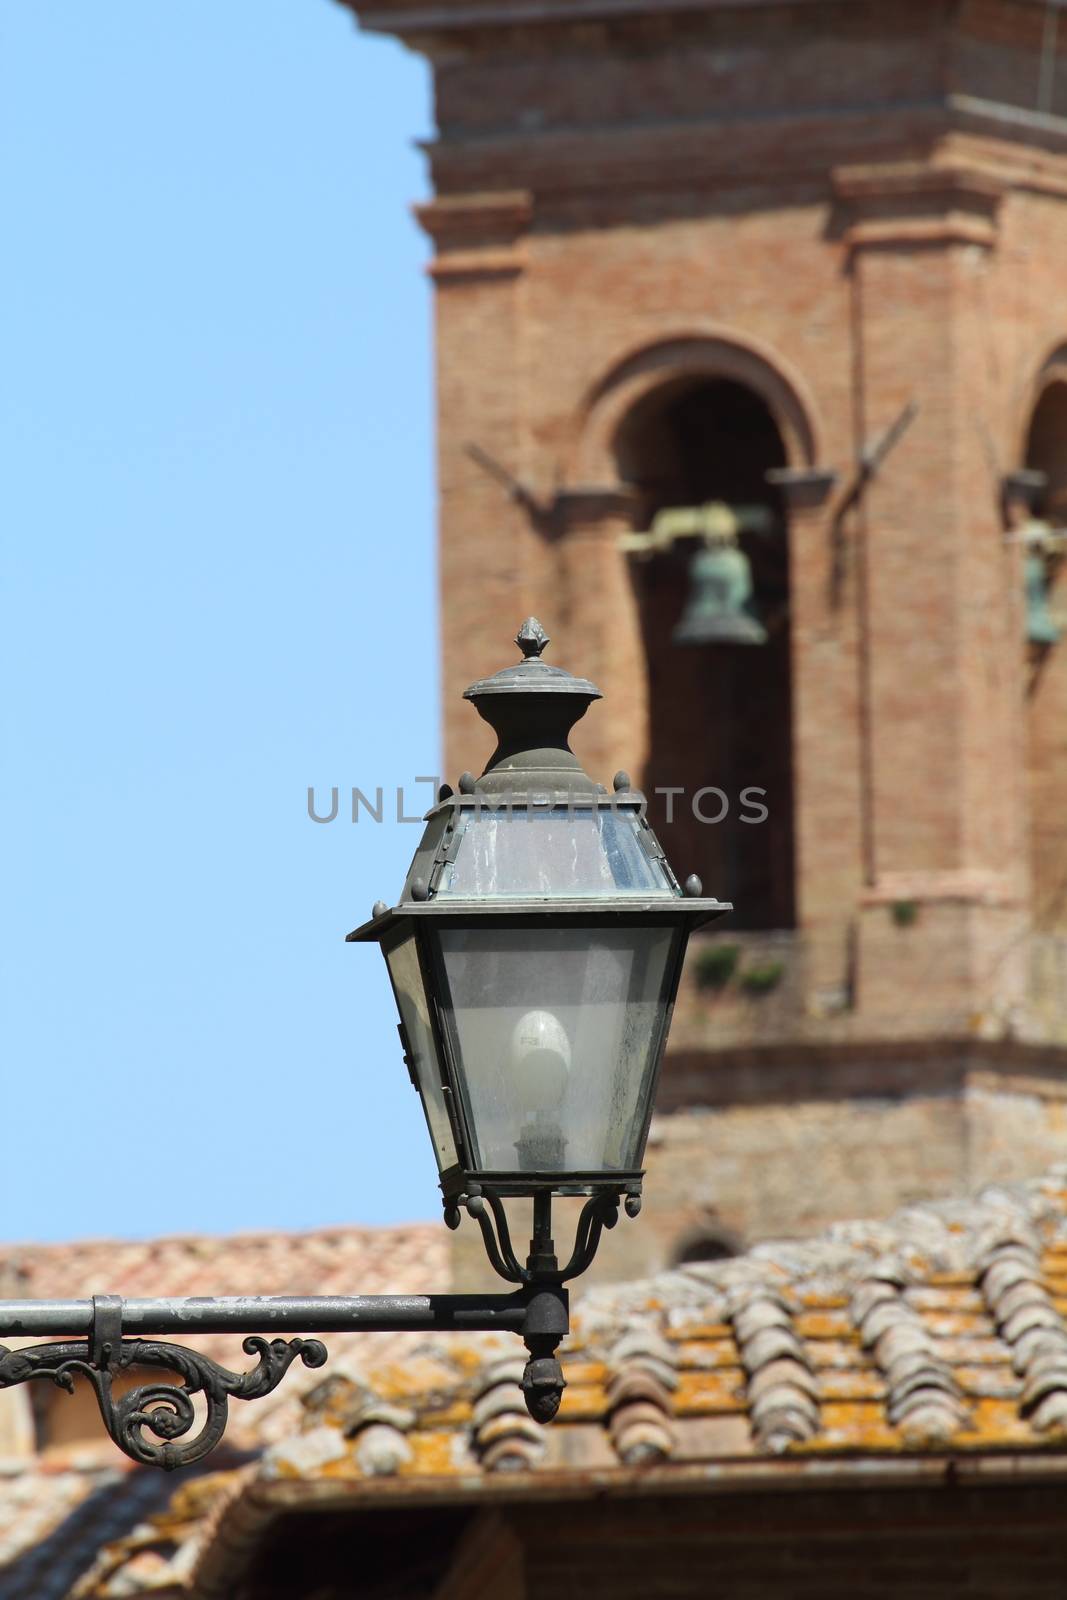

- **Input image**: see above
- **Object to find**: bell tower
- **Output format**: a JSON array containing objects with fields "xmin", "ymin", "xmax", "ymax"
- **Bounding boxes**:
[{"xmin": 339, "ymin": 0, "xmax": 1067, "ymax": 1275}]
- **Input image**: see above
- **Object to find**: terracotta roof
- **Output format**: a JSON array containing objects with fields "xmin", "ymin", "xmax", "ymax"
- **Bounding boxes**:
[{"xmin": 68, "ymin": 1165, "xmax": 1067, "ymax": 1596}]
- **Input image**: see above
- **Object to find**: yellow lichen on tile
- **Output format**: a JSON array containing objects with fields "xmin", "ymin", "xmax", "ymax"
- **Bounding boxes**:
[
  {"xmin": 932, "ymin": 1335, "xmax": 1006, "ymax": 1364},
  {"xmin": 558, "ymin": 1382, "xmax": 608, "ymax": 1422},
  {"xmin": 954, "ymin": 1364, "xmax": 1020, "ymax": 1398},
  {"xmin": 319, "ymin": 1451, "xmax": 366, "ymax": 1482},
  {"xmin": 420, "ymin": 1400, "xmax": 474, "ymax": 1428},
  {"xmin": 405, "ymin": 1429, "xmax": 471, "ymax": 1478},
  {"xmin": 811, "ymin": 1401, "xmax": 900, "ymax": 1451},
  {"xmin": 794, "ymin": 1310, "xmax": 856, "ymax": 1341},
  {"xmin": 363, "ymin": 1355, "xmax": 465, "ymax": 1402},
  {"xmin": 817, "ymin": 1370, "xmax": 887, "ymax": 1401},
  {"xmin": 674, "ymin": 1370, "xmax": 748, "ymax": 1415},
  {"xmin": 558, "ymin": 1360, "xmax": 607, "ymax": 1386},
  {"xmin": 797, "ymin": 1289, "xmax": 850, "ymax": 1310},
  {"xmin": 906, "ymin": 1286, "xmax": 983, "ymax": 1313},
  {"xmin": 448, "ymin": 1344, "xmax": 500, "ymax": 1377},
  {"xmin": 663, "ymin": 1320, "xmax": 732, "ymax": 1342},
  {"xmin": 674, "ymin": 1339, "xmax": 743, "ymax": 1371},
  {"xmin": 263, "ymin": 1453, "xmax": 307, "ymax": 1482},
  {"xmin": 311, "ymin": 1388, "xmax": 361, "ymax": 1431},
  {"xmin": 965, "ymin": 1397, "xmax": 1039, "ymax": 1447},
  {"xmin": 806, "ymin": 1339, "xmax": 866, "ymax": 1369}
]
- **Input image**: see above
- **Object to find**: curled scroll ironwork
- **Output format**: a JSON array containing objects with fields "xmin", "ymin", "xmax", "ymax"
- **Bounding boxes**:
[
  {"xmin": 458, "ymin": 1188, "xmax": 631, "ymax": 1285},
  {"xmin": 558, "ymin": 1192, "xmax": 620, "ymax": 1282},
  {"xmin": 0, "ymin": 1334, "xmax": 327, "ymax": 1470},
  {"xmin": 464, "ymin": 1189, "xmax": 528, "ymax": 1283}
]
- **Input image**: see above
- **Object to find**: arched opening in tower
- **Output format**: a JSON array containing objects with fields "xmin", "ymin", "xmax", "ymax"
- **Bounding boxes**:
[
  {"xmin": 1024, "ymin": 377, "xmax": 1067, "ymax": 932},
  {"xmin": 615, "ymin": 377, "xmax": 795, "ymax": 931}
]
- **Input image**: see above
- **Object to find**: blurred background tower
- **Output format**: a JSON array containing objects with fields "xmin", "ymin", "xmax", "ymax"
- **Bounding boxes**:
[{"xmin": 338, "ymin": 0, "xmax": 1067, "ymax": 1278}]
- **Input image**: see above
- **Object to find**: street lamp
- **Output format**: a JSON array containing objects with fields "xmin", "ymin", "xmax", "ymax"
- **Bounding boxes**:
[
  {"xmin": 0, "ymin": 620, "xmax": 728, "ymax": 1461},
  {"xmin": 350, "ymin": 617, "xmax": 727, "ymax": 1275}
]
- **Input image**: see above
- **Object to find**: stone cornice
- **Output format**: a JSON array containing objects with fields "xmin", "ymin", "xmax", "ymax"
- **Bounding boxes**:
[
  {"xmin": 410, "ymin": 100, "xmax": 1067, "ymax": 218},
  {"xmin": 345, "ymin": 0, "xmax": 1067, "ymax": 51},
  {"xmin": 765, "ymin": 466, "xmax": 838, "ymax": 511},
  {"xmin": 410, "ymin": 136, "xmax": 1067, "ymax": 262},
  {"xmin": 426, "ymin": 108, "xmax": 948, "ymax": 218},
  {"xmin": 349, "ymin": 0, "xmax": 837, "ymax": 38},
  {"xmin": 658, "ymin": 1037, "xmax": 1067, "ymax": 1113},
  {"xmin": 833, "ymin": 159, "xmax": 1005, "ymax": 250},
  {"xmin": 422, "ymin": 117, "xmax": 1067, "ymax": 218},
  {"xmin": 860, "ymin": 867, "xmax": 1022, "ymax": 909},
  {"xmin": 415, "ymin": 190, "xmax": 531, "ymax": 243},
  {"xmin": 831, "ymin": 160, "xmax": 1005, "ymax": 206},
  {"xmin": 415, "ymin": 190, "xmax": 531, "ymax": 281}
]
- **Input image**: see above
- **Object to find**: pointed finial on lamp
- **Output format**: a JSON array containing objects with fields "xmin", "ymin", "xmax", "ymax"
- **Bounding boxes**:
[{"xmin": 516, "ymin": 618, "xmax": 550, "ymax": 659}]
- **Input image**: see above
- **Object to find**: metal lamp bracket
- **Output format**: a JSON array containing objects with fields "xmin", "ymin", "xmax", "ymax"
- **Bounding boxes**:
[
  {"xmin": 0, "ymin": 1273, "xmax": 581, "ymax": 1464},
  {"xmin": 0, "ymin": 1295, "xmax": 328, "ymax": 1471},
  {"xmin": 446, "ymin": 1184, "xmax": 642, "ymax": 1287}
]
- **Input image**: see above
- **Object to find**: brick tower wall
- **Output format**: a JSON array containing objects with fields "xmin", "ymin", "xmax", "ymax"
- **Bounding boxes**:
[{"xmin": 343, "ymin": 0, "xmax": 1067, "ymax": 1270}]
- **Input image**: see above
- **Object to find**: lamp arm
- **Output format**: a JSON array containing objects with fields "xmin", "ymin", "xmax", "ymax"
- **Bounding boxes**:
[{"xmin": 0, "ymin": 1285, "xmax": 564, "ymax": 1466}]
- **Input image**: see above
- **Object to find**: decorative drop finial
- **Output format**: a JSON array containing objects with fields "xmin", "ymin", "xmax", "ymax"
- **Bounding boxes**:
[{"xmin": 516, "ymin": 618, "xmax": 550, "ymax": 659}]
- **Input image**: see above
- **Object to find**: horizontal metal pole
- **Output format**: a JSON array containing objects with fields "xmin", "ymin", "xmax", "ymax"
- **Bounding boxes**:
[{"xmin": 0, "ymin": 1292, "xmax": 536, "ymax": 1340}]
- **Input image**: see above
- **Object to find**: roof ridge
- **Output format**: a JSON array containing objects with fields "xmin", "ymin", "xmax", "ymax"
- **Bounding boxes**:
[
  {"xmin": 0, "ymin": 1219, "xmax": 443, "ymax": 1257},
  {"xmin": 575, "ymin": 1162, "xmax": 1067, "ymax": 1319}
]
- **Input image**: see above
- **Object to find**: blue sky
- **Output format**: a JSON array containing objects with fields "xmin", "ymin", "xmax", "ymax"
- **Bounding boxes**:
[{"xmin": 1, "ymin": 2, "xmax": 443, "ymax": 1238}]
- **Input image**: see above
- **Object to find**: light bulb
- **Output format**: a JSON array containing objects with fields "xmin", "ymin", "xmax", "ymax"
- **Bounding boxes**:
[{"xmin": 509, "ymin": 1009, "xmax": 571, "ymax": 1115}]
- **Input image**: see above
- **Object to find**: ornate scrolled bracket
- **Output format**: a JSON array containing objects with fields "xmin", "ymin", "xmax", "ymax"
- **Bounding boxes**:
[{"xmin": 0, "ymin": 1333, "xmax": 327, "ymax": 1470}]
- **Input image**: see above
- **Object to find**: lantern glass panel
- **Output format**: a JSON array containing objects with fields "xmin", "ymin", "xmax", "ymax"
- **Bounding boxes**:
[
  {"xmin": 384, "ymin": 933, "xmax": 458, "ymax": 1174},
  {"xmin": 436, "ymin": 806, "xmax": 675, "ymax": 901},
  {"xmin": 436, "ymin": 925, "xmax": 676, "ymax": 1174}
]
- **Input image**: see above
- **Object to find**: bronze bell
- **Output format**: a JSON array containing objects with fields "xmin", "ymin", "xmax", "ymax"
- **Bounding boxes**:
[
  {"xmin": 1025, "ymin": 548, "xmax": 1061, "ymax": 646},
  {"xmin": 673, "ymin": 537, "xmax": 768, "ymax": 647},
  {"xmin": 1015, "ymin": 514, "xmax": 1063, "ymax": 647}
]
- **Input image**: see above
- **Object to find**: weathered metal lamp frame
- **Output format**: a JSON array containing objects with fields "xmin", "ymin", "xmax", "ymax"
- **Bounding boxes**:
[
  {"xmin": 366, "ymin": 884, "xmax": 692, "ymax": 1202},
  {"xmin": 0, "ymin": 620, "xmax": 729, "ymax": 1465},
  {"xmin": 361, "ymin": 853, "xmax": 714, "ymax": 1276}
]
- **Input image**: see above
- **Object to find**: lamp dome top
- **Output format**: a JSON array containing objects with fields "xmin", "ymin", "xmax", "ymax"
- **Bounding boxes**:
[
  {"xmin": 461, "ymin": 620, "xmax": 601, "ymax": 795},
  {"xmin": 463, "ymin": 617, "xmax": 602, "ymax": 702}
]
